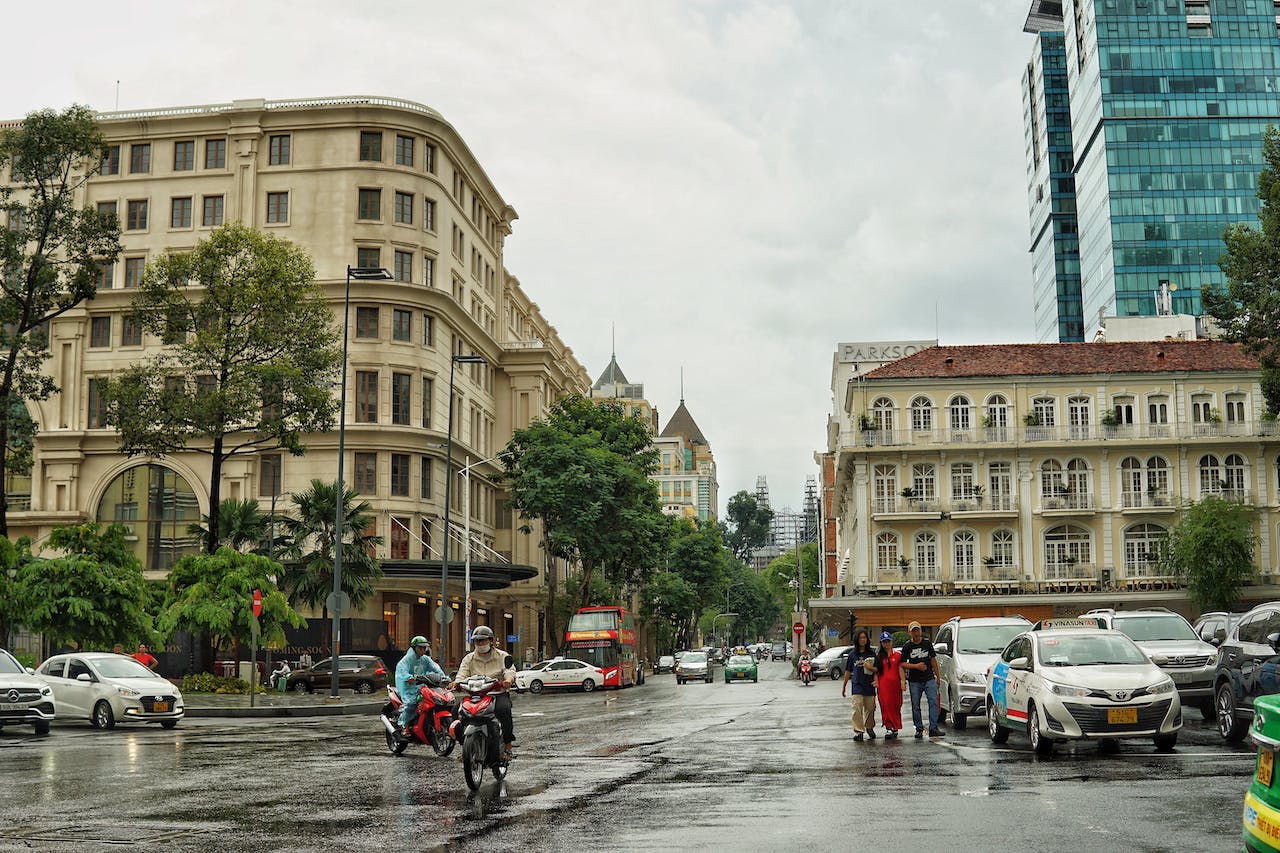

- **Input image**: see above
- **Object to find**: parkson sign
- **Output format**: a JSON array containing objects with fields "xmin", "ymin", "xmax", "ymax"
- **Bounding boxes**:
[{"xmin": 837, "ymin": 340, "xmax": 935, "ymax": 366}]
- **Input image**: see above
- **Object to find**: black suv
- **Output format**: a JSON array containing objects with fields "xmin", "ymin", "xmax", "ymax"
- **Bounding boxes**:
[{"xmin": 1213, "ymin": 601, "xmax": 1280, "ymax": 741}]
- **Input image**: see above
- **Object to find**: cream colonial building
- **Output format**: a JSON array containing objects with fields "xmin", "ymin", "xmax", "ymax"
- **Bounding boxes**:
[
  {"xmin": 5, "ymin": 95, "xmax": 590, "ymax": 665},
  {"xmin": 814, "ymin": 340, "xmax": 1280, "ymax": 629}
]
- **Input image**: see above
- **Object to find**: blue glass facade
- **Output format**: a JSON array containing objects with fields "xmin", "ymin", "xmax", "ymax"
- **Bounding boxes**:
[
  {"xmin": 1027, "ymin": 0, "xmax": 1280, "ymax": 334},
  {"xmin": 1025, "ymin": 32, "xmax": 1085, "ymax": 342}
]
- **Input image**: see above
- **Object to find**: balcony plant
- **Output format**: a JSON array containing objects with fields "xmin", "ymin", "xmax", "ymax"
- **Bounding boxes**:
[
  {"xmin": 897, "ymin": 555, "xmax": 911, "ymax": 576},
  {"xmin": 1100, "ymin": 409, "xmax": 1119, "ymax": 429},
  {"xmin": 971, "ymin": 484, "xmax": 985, "ymax": 506},
  {"xmin": 857, "ymin": 413, "xmax": 879, "ymax": 432},
  {"xmin": 1022, "ymin": 411, "xmax": 1043, "ymax": 427}
]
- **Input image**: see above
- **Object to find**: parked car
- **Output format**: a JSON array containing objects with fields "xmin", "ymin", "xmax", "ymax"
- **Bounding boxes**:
[
  {"xmin": 0, "ymin": 648, "xmax": 55, "ymax": 735},
  {"xmin": 770, "ymin": 641, "xmax": 789, "ymax": 661},
  {"xmin": 675, "ymin": 651, "xmax": 712, "ymax": 684},
  {"xmin": 1243, "ymin": 693, "xmax": 1280, "ymax": 850},
  {"xmin": 986, "ymin": 621, "xmax": 1181, "ymax": 754},
  {"xmin": 724, "ymin": 654, "xmax": 758, "ymax": 684},
  {"xmin": 810, "ymin": 645, "xmax": 852, "ymax": 679},
  {"xmin": 285, "ymin": 655, "xmax": 388, "ymax": 694},
  {"xmin": 934, "ymin": 616, "xmax": 1031, "ymax": 728},
  {"xmin": 654, "ymin": 655, "xmax": 676, "ymax": 674},
  {"xmin": 515, "ymin": 658, "xmax": 604, "ymax": 693},
  {"xmin": 1194, "ymin": 611, "xmax": 1242, "ymax": 646},
  {"xmin": 36, "ymin": 653, "xmax": 183, "ymax": 730},
  {"xmin": 1083, "ymin": 608, "xmax": 1217, "ymax": 718},
  {"xmin": 1213, "ymin": 601, "xmax": 1280, "ymax": 742}
]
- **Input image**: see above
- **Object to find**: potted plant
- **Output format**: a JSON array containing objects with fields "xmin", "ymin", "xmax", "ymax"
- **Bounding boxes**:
[
  {"xmin": 1100, "ymin": 409, "xmax": 1119, "ymax": 434},
  {"xmin": 897, "ymin": 555, "xmax": 911, "ymax": 576},
  {"xmin": 1022, "ymin": 411, "xmax": 1043, "ymax": 427},
  {"xmin": 971, "ymin": 484, "xmax": 985, "ymax": 506}
]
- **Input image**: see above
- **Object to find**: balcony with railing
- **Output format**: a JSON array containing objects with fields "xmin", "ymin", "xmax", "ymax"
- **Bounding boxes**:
[
  {"xmin": 951, "ymin": 494, "xmax": 1018, "ymax": 515},
  {"xmin": 1119, "ymin": 491, "xmax": 1176, "ymax": 511},
  {"xmin": 1040, "ymin": 492, "xmax": 1095, "ymax": 513},
  {"xmin": 841, "ymin": 419, "xmax": 1280, "ymax": 450},
  {"xmin": 872, "ymin": 496, "xmax": 942, "ymax": 516}
]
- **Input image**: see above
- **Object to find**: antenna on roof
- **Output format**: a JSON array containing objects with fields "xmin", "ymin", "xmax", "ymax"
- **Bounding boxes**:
[
  {"xmin": 680, "ymin": 366, "xmax": 685, "ymax": 405},
  {"xmin": 935, "ymin": 300, "xmax": 939, "ymax": 342},
  {"xmin": 115, "ymin": 80, "xmax": 120, "ymax": 111}
]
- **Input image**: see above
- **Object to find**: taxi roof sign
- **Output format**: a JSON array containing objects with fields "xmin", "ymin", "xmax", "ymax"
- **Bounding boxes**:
[{"xmin": 1032, "ymin": 618, "xmax": 1102, "ymax": 631}]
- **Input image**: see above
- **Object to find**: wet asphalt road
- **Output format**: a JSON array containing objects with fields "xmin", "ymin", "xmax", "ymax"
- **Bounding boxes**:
[{"xmin": 0, "ymin": 660, "xmax": 1255, "ymax": 852}]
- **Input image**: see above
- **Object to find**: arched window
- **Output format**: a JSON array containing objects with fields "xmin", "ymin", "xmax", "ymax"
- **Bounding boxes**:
[
  {"xmin": 1066, "ymin": 458, "xmax": 1091, "ymax": 507},
  {"xmin": 990, "ymin": 529, "xmax": 1015, "ymax": 572},
  {"xmin": 96, "ymin": 463, "xmax": 202, "ymax": 571},
  {"xmin": 914, "ymin": 531, "xmax": 938, "ymax": 581},
  {"xmin": 873, "ymin": 464, "xmax": 898, "ymax": 513},
  {"xmin": 1123, "ymin": 523, "xmax": 1167, "ymax": 579},
  {"xmin": 872, "ymin": 397, "xmax": 895, "ymax": 432},
  {"xmin": 950, "ymin": 462, "xmax": 975, "ymax": 500},
  {"xmin": 953, "ymin": 530, "xmax": 976, "ymax": 581},
  {"xmin": 1040, "ymin": 459, "xmax": 1065, "ymax": 503},
  {"xmin": 1146, "ymin": 457, "xmax": 1170, "ymax": 504},
  {"xmin": 1199, "ymin": 454, "xmax": 1221, "ymax": 496},
  {"xmin": 910, "ymin": 396, "xmax": 933, "ymax": 432},
  {"xmin": 949, "ymin": 395, "xmax": 972, "ymax": 433},
  {"xmin": 1044, "ymin": 524, "xmax": 1091, "ymax": 580},
  {"xmin": 985, "ymin": 394, "xmax": 1009, "ymax": 434},
  {"xmin": 911, "ymin": 463, "xmax": 936, "ymax": 501},
  {"xmin": 1120, "ymin": 456, "xmax": 1143, "ymax": 507},
  {"xmin": 1033, "ymin": 396, "xmax": 1057, "ymax": 428},
  {"xmin": 875, "ymin": 531, "xmax": 900, "ymax": 575},
  {"xmin": 1224, "ymin": 454, "xmax": 1248, "ymax": 498}
]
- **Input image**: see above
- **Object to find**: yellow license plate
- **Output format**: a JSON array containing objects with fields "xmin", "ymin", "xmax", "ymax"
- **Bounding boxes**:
[
  {"xmin": 1260, "ymin": 749, "xmax": 1275, "ymax": 787},
  {"xmin": 1107, "ymin": 707, "xmax": 1138, "ymax": 725},
  {"xmin": 152, "ymin": 702, "xmax": 169, "ymax": 712}
]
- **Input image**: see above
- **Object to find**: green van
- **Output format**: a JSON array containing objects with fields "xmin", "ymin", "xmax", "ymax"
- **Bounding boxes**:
[{"xmin": 1244, "ymin": 694, "xmax": 1280, "ymax": 852}]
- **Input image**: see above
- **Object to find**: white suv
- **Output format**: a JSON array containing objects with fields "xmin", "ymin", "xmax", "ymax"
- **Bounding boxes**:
[
  {"xmin": 1081, "ymin": 608, "xmax": 1217, "ymax": 719},
  {"xmin": 935, "ymin": 616, "xmax": 1031, "ymax": 728},
  {"xmin": 0, "ymin": 648, "xmax": 56, "ymax": 735}
]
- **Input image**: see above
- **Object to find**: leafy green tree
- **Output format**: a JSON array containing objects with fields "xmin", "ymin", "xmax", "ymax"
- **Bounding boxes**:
[
  {"xmin": 0, "ymin": 106, "xmax": 121, "ymax": 535},
  {"xmin": 1163, "ymin": 496, "xmax": 1258, "ymax": 612},
  {"xmin": 724, "ymin": 491, "xmax": 774, "ymax": 563},
  {"xmin": 1210, "ymin": 123, "xmax": 1280, "ymax": 413},
  {"xmin": 277, "ymin": 479, "xmax": 382, "ymax": 614},
  {"xmin": 13, "ymin": 524, "xmax": 152, "ymax": 649},
  {"xmin": 158, "ymin": 547, "xmax": 303, "ymax": 662},
  {"xmin": 188, "ymin": 498, "xmax": 270, "ymax": 554},
  {"xmin": 641, "ymin": 571, "xmax": 700, "ymax": 652},
  {"xmin": 763, "ymin": 542, "xmax": 822, "ymax": 617},
  {"xmin": 504, "ymin": 396, "xmax": 666, "ymax": 629},
  {"xmin": 723, "ymin": 561, "xmax": 781, "ymax": 644},
  {"xmin": 105, "ymin": 223, "xmax": 342, "ymax": 552},
  {"xmin": 0, "ymin": 535, "xmax": 35, "ymax": 645}
]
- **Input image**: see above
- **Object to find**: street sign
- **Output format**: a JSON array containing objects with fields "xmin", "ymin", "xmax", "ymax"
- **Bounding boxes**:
[
  {"xmin": 325, "ymin": 591, "xmax": 351, "ymax": 616},
  {"xmin": 507, "ymin": 634, "xmax": 518, "ymax": 644},
  {"xmin": 792, "ymin": 621, "xmax": 805, "ymax": 635},
  {"xmin": 435, "ymin": 605, "xmax": 455, "ymax": 625},
  {"xmin": 827, "ymin": 629, "xmax": 839, "ymax": 638},
  {"xmin": 252, "ymin": 589, "xmax": 262, "ymax": 618}
]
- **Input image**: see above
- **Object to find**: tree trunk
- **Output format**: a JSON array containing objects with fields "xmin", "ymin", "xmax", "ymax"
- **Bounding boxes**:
[{"xmin": 206, "ymin": 437, "xmax": 225, "ymax": 553}]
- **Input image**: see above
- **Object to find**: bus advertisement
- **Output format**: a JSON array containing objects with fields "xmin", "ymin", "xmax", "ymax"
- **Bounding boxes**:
[{"xmin": 564, "ymin": 606, "xmax": 639, "ymax": 688}]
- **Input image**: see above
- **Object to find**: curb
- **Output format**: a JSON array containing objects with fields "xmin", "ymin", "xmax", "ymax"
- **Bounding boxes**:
[{"xmin": 184, "ymin": 701, "xmax": 383, "ymax": 719}]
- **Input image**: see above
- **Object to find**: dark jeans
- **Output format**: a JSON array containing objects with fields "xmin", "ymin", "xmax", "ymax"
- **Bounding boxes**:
[{"xmin": 495, "ymin": 692, "xmax": 514, "ymax": 745}]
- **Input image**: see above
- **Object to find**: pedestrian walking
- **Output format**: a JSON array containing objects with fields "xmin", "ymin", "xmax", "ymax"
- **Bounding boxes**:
[
  {"xmin": 841, "ymin": 629, "xmax": 879, "ymax": 741},
  {"xmin": 901, "ymin": 621, "xmax": 943, "ymax": 738},
  {"xmin": 875, "ymin": 631, "xmax": 904, "ymax": 739}
]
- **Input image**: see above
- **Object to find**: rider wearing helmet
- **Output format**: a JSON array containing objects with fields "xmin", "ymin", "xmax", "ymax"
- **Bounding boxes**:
[
  {"xmin": 452, "ymin": 625, "xmax": 517, "ymax": 759},
  {"xmin": 395, "ymin": 635, "xmax": 444, "ymax": 738}
]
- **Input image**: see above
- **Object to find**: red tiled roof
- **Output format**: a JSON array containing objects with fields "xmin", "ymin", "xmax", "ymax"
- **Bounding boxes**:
[{"xmin": 861, "ymin": 341, "xmax": 1258, "ymax": 380}]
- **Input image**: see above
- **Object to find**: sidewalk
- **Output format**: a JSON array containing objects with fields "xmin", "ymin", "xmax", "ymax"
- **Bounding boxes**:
[{"xmin": 182, "ymin": 690, "xmax": 384, "ymax": 719}]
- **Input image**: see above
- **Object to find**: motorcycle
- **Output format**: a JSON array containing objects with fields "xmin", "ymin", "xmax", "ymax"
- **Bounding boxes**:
[
  {"xmin": 451, "ymin": 659, "xmax": 517, "ymax": 791},
  {"xmin": 380, "ymin": 672, "xmax": 457, "ymax": 757},
  {"xmin": 799, "ymin": 658, "xmax": 813, "ymax": 686}
]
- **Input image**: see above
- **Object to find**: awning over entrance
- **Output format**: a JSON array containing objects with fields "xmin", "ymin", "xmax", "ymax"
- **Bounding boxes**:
[{"xmin": 379, "ymin": 560, "xmax": 538, "ymax": 591}]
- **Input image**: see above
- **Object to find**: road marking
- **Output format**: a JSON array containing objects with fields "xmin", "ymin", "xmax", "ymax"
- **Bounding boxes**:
[{"xmin": 520, "ymin": 712, "xmax": 544, "ymax": 717}]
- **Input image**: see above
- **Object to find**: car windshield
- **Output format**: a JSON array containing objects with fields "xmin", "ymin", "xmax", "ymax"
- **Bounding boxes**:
[
  {"xmin": 683, "ymin": 652, "xmax": 707, "ymax": 663},
  {"xmin": 959, "ymin": 625, "xmax": 1028, "ymax": 654},
  {"xmin": 1037, "ymin": 634, "xmax": 1149, "ymax": 666},
  {"xmin": 729, "ymin": 655, "xmax": 754, "ymax": 665},
  {"xmin": 1112, "ymin": 614, "xmax": 1197, "ymax": 642},
  {"xmin": 0, "ymin": 651, "xmax": 22, "ymax": 674},
  {"xmin": 94, "ymin": 657, "xmax": 161, "ymax": 679}
]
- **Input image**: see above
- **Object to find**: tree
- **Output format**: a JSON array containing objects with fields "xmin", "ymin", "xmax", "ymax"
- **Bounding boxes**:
[
  {"xmin": 640, "ymin": 571, "xmax": 700, "ymax": 652},
  {"xmin": 1210, "ymin": 123, "xmax": 1280, "ymax": 413},
  {"xmin": 105, "ymin": 223, "xmax": 342, "ymax": 552},
  {"xmin": 504, "ymin": 396, "xmax": 666, "ymax": 626},
  {"xmin": 158, "ymin": 547, "xmax": 304, "ymax": 663},
  {"xmin": 724, "ymin": 490, "xmax": 774, "ymax": 563},
  {"xmin": 763, "ymin": 542, "xmax": 822, "ymax": 616},
  {"xmin": 0, "ymin": 106, "xmax": 121, "ymax": 534},
  {"xmin": 188, "ymin": 498, "xmax": 270, "ymax": 554},
  {"xmin": 0, "ymin": 535, "xmax": 35, "ymax": 645},
  {"xmin": 277, "ymin": 479, "xmax": 382, "ymax": 613},
  {"xmin": 13, "ymin": 523, "xmax": 152, "ymax": 649},
  {"xmin": 1163, "ymin": 496, "xmax": 1258, "ymax": 612}
]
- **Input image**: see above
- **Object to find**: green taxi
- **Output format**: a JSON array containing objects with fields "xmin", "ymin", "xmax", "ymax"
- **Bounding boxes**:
[
  {"xmin": 724, "ymin": 654, "xmax": 758, "ymax": 684},
  {"xmin": 1245, "ymin": 694, "xmax": 1280, "ymax": 852}
]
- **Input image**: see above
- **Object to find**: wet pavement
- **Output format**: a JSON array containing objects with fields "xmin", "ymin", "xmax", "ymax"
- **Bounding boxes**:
[{"xmin": 0, "ymin": 660, "xmax": 1253, "ymax": 852}]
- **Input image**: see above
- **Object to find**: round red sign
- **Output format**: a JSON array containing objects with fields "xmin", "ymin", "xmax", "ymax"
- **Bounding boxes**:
[{"xmin": 792, "ymin": 621, "xmax": 804, "ymax": 634}]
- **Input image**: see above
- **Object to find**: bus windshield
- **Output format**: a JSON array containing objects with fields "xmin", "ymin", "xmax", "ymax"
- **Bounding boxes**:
[
  {"xmin": 563, "ymin": 642, "xmax": 619, "ymax": 668},
  {"xmin": 567, "ymin": 611, "xmax": 618, "ymax": 632}
]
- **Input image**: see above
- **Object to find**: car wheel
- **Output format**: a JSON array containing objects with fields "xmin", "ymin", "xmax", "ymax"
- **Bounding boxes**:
[
  {"xmin": 829, "ymin": 667, "xmax": 842, "ymax": 681},
  {"xmin": 1154, "ymin": 732, "xmax": 1178, "ymax": 752},
  {"xmin": 704, "ymin": 677, "xmax": 712, "ymax": 684},
  {"xmin": 33, "ymin": 721, "xmax": 50, "ymax": 736},
  {"xmin": 987, "ymin": 700, "xmax": 1009, "ymax": 744},
  {"xmin": 353, "ymin": 680, "xmax": 374, "ymax": 695},
  {"xmin": 292, "ymin": 680, "xmax": 312, "ymax": 695},
  {"xmin": 951, "ymin": 686, "xmax": 968, "ymax": 729},
  {"xmin": 1217, "ymin": 681, "xmax": 1247, "ymax": 742},
  {"xmin": 938, "ymin": 705, "xmax": 948, "ymax": 724},
  {"xmin": 1029, "ymin": 705, "xmax": 1053, "ymax": 755},
  {"xmin": 753, "ymin": 676, "xmax": 758, "ymax": 683},
  {"xmin": 529, "ymin": 679, "xmax": 544, "ymax": 694},
  {"xmin": 1198, "ymin": 700, "xmax": 1215, "ymax": 721},
  {"xmin": 582, "ymin": 679, "xmax": 596, "ymax": 693},
  {"xmin": 1098, "ymin": 738, "xmax": 1120, "ymax": 754},
  {"xmin": 92, "ymin": 700, "xmax": 116, "ymax": 730},
  {"xmin": 160, "ymin": 720, "xmax": 178, "ymax": 730}
]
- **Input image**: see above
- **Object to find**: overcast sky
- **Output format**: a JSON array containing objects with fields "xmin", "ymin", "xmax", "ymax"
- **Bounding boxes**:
[{"xmin": 4, "ymin": 1, "xmax": 1036, "ymax": 515}]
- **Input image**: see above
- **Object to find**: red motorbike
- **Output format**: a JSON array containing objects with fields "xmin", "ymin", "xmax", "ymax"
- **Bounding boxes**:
[
  {"xmin": 799, "ymin": 658, "xmax": 813, "ymax": 686},
  {"xmin": 381, "ymin": 672, "xmax": 457, "ymax": 757},
  {"xmin": 451, "ymin": 671, "xmax": 512, "ymax": 791}
]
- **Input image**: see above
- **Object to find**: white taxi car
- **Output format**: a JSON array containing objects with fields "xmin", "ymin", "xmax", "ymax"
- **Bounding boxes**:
[
  {"xmin": 986, "ymin": 619, "xmax": 1181, "ymax": 754},
  {"xmin": 36, "ymin": 653, "xmax": 184, "ymax": 729},
  {"xmin": 514, "ymin": 658, "xmax": 604, "ymax": 694}
]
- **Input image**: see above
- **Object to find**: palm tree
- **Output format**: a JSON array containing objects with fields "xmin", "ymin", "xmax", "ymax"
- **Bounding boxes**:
[
  {"xmin": 278, "ymin": 479, "xmax": 382, "ymax": 612},
  {"xmin": 187, "ymin": 498, "xmax": 270, "ymax": 554}
]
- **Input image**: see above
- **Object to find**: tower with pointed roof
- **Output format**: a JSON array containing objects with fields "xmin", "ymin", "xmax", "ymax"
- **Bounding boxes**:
[
  {"xmin": 654, "ymin": 382, "xmax": 718, "ymax": 522},
  {"xmin": 589, "ymin": 343, "xmax": 659, "ymax": 434}
]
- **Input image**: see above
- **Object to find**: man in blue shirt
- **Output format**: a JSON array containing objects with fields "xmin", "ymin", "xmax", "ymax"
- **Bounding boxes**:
[{"xmin": 395, "ymin": 635, "xmax": 444, "ymax": 738}]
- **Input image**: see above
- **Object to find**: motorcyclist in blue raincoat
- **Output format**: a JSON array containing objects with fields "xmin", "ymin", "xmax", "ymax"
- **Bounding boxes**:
[{"xmin": 396, "ymin": 635, "xmax": 444, "ymax": 737}]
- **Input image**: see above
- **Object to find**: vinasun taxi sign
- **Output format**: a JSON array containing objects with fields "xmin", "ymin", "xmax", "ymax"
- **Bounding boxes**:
[{"xmin": 1032, "ymin": 618, "xmax": 1101, "ymax": 631}]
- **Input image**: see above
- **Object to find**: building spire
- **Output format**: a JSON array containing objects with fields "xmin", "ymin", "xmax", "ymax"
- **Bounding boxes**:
[{"xmin": 680, "ymin": 366, "xmax": 685, "ymax": 404}]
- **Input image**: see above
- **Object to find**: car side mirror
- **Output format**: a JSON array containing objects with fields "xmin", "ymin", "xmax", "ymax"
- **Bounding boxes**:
[
  {"xmin": 24, "ymin": 667, "xmax": 34, "ymax": 676},
  {"xmin": 1214, "ymin": 628, "xmax": 1227, "ymax": 645},
  {"xmin": 504, "ymin": 655, "xmax": 514, "ymax": 669},
  {"xmin": 933, "ymin": 643, "xmax": 950, "ymax": 656},
  {"xmin": 1009, "ymin": 657, "xmax": 1031, "ymax": 671},
  {"xmin": 76, "ymin": 673, "xmax": 93, "ymax": 683}
]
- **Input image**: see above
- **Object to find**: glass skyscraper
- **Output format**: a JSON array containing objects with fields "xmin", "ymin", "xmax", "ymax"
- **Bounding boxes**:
[{"xmin": 1022, "ymin": 0, "xmax": 1280, "ymax": 339}]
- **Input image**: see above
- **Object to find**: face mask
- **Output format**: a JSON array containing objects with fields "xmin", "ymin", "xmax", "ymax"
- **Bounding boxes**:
[{"xmin": 475, "ymin": 642, "xmax": 491, "ymax": 653}]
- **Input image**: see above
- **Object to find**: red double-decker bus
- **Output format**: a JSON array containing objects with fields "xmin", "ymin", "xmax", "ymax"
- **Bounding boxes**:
[{"xmin": 564, "ymin": 606, "xmax": 639, "ymax": 688}]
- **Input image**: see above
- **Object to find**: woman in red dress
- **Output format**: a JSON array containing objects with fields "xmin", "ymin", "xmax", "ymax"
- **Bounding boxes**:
[{"xmin": 875, "ymin": 631, "xmax": 904, "ymax": 739}]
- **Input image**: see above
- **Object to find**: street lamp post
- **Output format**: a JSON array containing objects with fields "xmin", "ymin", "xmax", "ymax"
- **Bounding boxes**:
[
  {"xmin": 459, "ymin": 450, "xmax": 511, "ymax": 649},
  {"xmin": 440, "ymin": 353, "xmax": 486, "ymax": 666},
  {"xmin": 330, "ymin": 265, "xmax": 393, "ymax": 700}
]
